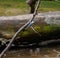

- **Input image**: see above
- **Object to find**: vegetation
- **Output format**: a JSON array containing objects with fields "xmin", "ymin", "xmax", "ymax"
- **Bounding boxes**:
[
  {"xmin": 0, "ymin": 0, "xmax": 60, "ymax": 16},
  {"xmin": 1, "ymin": 25, "xmax": 60, "ymax": 39}
]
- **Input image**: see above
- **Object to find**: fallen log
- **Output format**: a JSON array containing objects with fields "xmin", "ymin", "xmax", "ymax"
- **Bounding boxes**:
[{"xmin": 0, "ymin": 12, "xmax": 60, "ymax": 40}]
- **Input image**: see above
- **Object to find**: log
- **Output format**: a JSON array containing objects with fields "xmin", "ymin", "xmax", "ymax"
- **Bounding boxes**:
[
  {"xmin": 0, "ymin": 12, "xmax": 60, "ymax": 30},
  {"xmin": 0, "ymin": 12, "xmax": 60, "ymax": 40}
]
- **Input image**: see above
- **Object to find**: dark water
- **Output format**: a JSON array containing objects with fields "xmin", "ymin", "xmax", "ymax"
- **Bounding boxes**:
[{"xmin": 2, "ymin": 46, "xmax": 60, "ymax": 58}]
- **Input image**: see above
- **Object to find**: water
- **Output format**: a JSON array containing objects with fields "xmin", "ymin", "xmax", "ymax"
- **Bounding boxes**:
[{"xmin": 2, "ymin": 46, "xmax": 60, "ymax": 58}]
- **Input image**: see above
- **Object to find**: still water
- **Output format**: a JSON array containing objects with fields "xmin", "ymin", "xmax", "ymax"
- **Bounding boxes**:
[{"xmin": 3, "ymin": 45, "xmax": 60, "ymax": 58}]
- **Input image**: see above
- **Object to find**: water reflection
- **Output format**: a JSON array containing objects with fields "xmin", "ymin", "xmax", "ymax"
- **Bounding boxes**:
[{"xmin": 2, "ymin": 46, "xmax": 60, "ymax": 58}]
